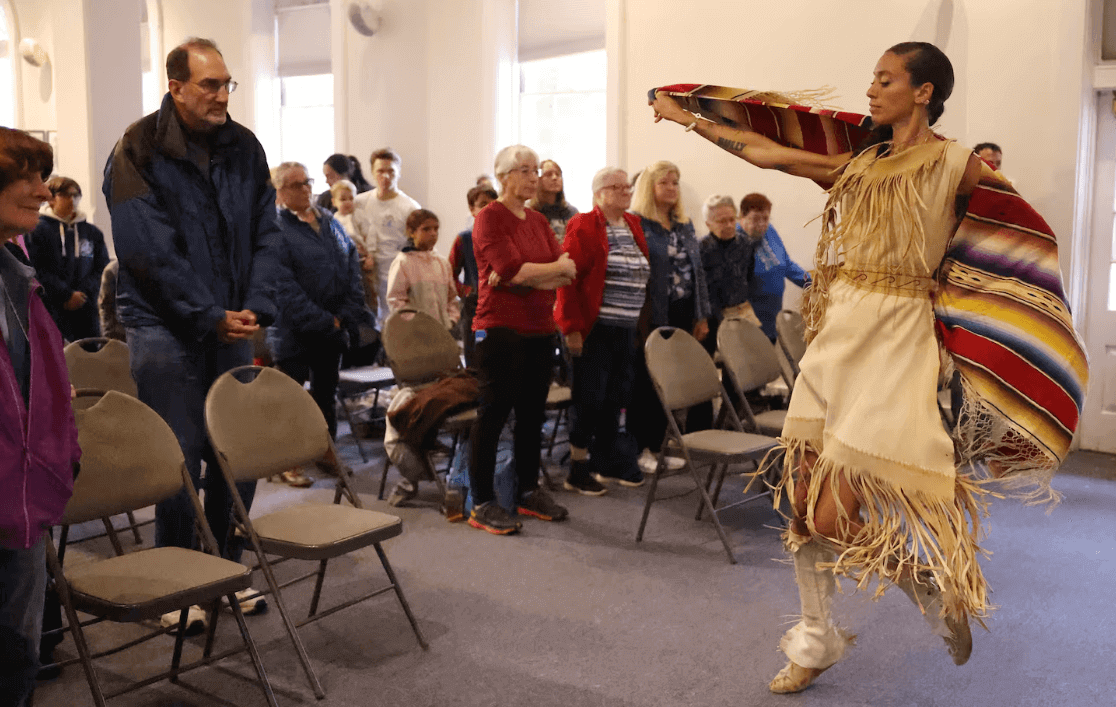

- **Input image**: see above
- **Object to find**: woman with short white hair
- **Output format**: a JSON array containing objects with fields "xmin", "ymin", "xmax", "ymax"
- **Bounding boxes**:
[
  {"xmin": 468, "ymin": 145, "xmax": 577, "ymax": 535},
  {"xmin": 555, "ymin": 167, "xmax": 650, "ymax": 493}
]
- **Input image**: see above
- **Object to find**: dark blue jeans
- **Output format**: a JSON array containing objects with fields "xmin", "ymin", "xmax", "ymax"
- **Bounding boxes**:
[
  {"xmin": 126, "ymin": 325, "xmax": 256, "ymax": 562},
  {"xmin": 569, "ymin": 324, "xmax": 637, "ymax": 476},
  {"xmin": 0, "ymin": 536, "xmax": 46, "ymax": 707}
]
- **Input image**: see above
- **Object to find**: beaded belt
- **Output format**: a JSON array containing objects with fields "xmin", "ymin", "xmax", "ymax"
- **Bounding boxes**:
[{"xmin": 838, "ymin": 268, "xmax": 937, "ymax": 297}]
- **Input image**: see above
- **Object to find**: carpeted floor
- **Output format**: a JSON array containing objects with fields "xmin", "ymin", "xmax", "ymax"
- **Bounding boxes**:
[{"xmin": 34, "ymin": 424, "xmax": 1116, "ymax": 707}]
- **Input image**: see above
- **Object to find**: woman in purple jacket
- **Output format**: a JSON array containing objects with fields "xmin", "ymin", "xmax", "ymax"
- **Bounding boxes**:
[{"xmin": 0, "ymin": 127, "xmax": 80, "ymax": 706}]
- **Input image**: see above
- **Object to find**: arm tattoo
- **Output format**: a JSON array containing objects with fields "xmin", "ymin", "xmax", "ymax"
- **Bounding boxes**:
[{"xmin": 715, "ymin": 136, "xmax": 747, "ymax": 154}]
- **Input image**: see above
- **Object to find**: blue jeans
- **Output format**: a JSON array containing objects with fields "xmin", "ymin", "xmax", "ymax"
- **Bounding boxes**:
[
  {"xmin": 126, "ymin": 325, "xmax": 256, "ymax": 562},
  {"xmin": 0, "ymin": 536, "xmax": 46, "ymax": 707}
]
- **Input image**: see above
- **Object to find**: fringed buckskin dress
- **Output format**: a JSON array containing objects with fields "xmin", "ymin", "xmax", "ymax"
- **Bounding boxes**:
[{"xmin": 780, "ymin": 137, "xmax": 989, "ymax": 628}]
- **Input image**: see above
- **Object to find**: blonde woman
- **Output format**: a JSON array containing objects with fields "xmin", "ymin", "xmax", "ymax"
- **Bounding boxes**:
[{"xmin": 627, "ymin": 161, "xmax": 712, "ymax": 471}]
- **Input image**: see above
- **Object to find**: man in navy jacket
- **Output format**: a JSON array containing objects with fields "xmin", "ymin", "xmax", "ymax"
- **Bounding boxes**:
[{"xmin": 103, "ymin": 37, "xmax": 281, "ymax": 631}]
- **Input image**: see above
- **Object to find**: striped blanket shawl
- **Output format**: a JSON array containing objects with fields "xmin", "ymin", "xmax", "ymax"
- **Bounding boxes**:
[{"xmin": 653, "ymin": 84, "xmax": 1088, "ymax": 500}]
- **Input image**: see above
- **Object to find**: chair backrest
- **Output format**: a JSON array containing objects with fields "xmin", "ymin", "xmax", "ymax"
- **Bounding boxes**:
[
  {"xmin": 205, "ymin": 366, "xmax": 331, "ymax": 483},
  {"xmin": 64, "ymin": 338, "xmax": 138, "ymax": 397},
  {"xmin": 381, "ymin": 308, "xmax": 461, "ymax": 384},
  {"xmin": 717, "ymin": 318, "xmax": 783, "ymax": 394},
  {"xmin": 64, "ymin": 391, "xmax": 186, "ymax": 525},
  {"xmin": 644, "ymin": 327, "xmax": 722, "ymax": 410},
  {"xmin": 775, "ymin": 310, "xmax": 807, "ymax": 370}
]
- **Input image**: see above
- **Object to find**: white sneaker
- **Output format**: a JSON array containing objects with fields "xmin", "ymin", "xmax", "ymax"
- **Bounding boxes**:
[
  {"xmin": 639, "ymin": 449, "xmax": 685, "ymax": 474},
  {"xmin": 160, "ymin": 605, "xmax": 208, "ymax": 636},
  {"xmin": 224, "ymin": 588, "xmax": 269, "ymax": 616}
]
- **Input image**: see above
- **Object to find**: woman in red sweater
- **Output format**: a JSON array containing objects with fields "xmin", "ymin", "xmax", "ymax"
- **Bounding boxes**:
[
  {"xmin": 555, "ymin": 168, "xmax": 650, "ymax": 494},
  {"xmin": 468, "ymin": 145, "xmax": 576, "ymax": 535}
]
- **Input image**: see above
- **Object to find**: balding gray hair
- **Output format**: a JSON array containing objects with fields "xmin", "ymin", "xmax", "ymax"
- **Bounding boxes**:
[
  {"xmin": 702, "ymin": 194, "xmax": 736, "ymax": 223},
  {"xmin": 271, "ymin": 161, "xmax": 307, "ymax": 190}
]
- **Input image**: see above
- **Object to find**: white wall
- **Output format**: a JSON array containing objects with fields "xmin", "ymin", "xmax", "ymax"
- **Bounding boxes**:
[
  {"xmin": 10, "ymin": 0, "xmax": 54, "ymax": 131},
  {"xmin": 617, "ymin": 0, "xmax": 1091, "ymax": 309}
]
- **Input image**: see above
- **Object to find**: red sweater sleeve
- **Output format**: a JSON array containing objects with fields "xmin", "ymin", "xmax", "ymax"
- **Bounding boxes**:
[
  {"xmin": 555, "ymin": 212, "xmax": 595, "ymax": 336},
  {"xmin": 474, "ymin": 205, "xmax": 524, "ymax": 282}
]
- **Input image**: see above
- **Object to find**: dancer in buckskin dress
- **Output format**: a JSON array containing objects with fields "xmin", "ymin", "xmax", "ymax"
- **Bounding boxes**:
[{"xmin": 650, "ymin": 41, "xmax": 1088, "ymax": 694}]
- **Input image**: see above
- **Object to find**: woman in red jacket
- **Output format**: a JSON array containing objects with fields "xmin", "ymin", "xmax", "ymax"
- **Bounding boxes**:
[{"xmin": 555, "ymin": 168, "xmax": 650, "ymax": 493}]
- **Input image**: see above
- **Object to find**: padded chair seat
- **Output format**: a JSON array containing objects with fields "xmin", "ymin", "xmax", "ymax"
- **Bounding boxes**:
[
  {"xmin": 251, "ymin": 503, "xmax": 403, "ymax": 560},
  {"xmin": 672, "ymin": 429, "xmax": 777, "ymax": 459},
  {"xmin": 65, "ymin": 546, "xmax": 251, "ymax": 622},
  {"xmin": 753, "ymin": 409, "xmax": 786, "ymax": 437}
]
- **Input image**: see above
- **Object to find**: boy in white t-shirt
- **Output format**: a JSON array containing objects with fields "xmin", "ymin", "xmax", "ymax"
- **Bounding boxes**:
[{"xmin": 352, "ymin": 147, "xmax": 421, "ymax": 324}]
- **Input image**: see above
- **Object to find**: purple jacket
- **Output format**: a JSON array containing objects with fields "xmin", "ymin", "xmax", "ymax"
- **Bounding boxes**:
[{"xmin": 1, "ymin": 276, "xmax": 79, "ymax": 550}]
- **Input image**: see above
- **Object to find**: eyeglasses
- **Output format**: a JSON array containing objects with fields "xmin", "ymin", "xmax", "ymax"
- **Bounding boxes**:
[
  {"xmin": 284, "ymin": 178, "xmax": 314, "ymax": 190},
  {"xmin": 191, "ymin": 79, "xmax": 238, "ymax": 95},
  {"xmin": 600, "ymin": 184, "xmax": 632, "ymax": 193},
  {"xmin": 513, "ymin": 166, "xmax": 541, "ymax": 177}
]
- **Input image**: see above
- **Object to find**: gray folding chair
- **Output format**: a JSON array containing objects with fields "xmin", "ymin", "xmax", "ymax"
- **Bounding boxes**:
[
  {"xmin": 46, "ymin": 391, "xmax": 278, "ymax": 707},
  {"xmin": 637, "ymin": 327, "xmax": 778, "ymax": 564},
  {"xmin": 717, "ymin": 318, "xmax": 788, "ymax": 437},
  {"xmin": 378, "ymin": 308, "xmax": 477, "ymax": 499},
  {"xmin": 63, "ymin": 337, "xmax": 146, "ymax": 548},
  {"xmin": 775, "ymin": 309, "xmax": 807, "ymax": 392},
  {"xmin": 206, "ymin": 366, "xmax": 429, "ymax": 699}
]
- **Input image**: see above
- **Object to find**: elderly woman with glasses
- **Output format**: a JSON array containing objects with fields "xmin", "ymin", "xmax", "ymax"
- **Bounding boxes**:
[
  {"xmin": 268, "ymin": 161, "xmax": 372, "ymax": 485},
  {"xmin": 468, "ymin": 145, "xmax": 577, "ymax": 535},
  {"xmin": 555, "ymin": 168, "xmax": 650, "ymax": 494}
]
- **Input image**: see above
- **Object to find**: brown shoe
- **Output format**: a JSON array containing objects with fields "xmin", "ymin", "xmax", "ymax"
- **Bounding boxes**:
[{"xmin": 280, "ymin": 469, "xmax": 314, "ymax": 488}]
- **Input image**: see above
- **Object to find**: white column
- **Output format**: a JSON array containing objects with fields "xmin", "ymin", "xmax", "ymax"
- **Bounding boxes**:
[{"xmin": 52, "ymin": 0, "xmax": 143, "ymax": 255}]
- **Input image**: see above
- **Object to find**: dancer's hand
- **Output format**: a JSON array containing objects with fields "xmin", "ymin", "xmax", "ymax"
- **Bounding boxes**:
[{"xmin": 649, "ymin": 92, "xmax": 693, "ymax": 126}]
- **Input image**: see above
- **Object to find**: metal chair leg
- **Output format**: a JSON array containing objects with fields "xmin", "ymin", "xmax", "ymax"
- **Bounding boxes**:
[
  {"xmin": 686, "ymin": 462, "xmax": 737, "ymax": 564},
  {"xmin": 308, "ymin": 560, "xmax": 329, "ymax": 619},
  {"xmin": 635, "ymin": 452, "xmax": 667, "ymax": 542},
  {"xmin": 227, "ymin": 594, "xmax": 281, "ymax": 707},
  {"xmin": 125, "ymin": 511, "xmax": 143, "ymax": 544},
  {"xmin": 47, "ymin": 539, "xmax": 108, "ymax": 707},
  {"xmin": 374, "ymin": 543, "xmax": 429, "ymax": 650},
  {"xmin": 695, "ymin": 462, "xmax": 721, "ymax": 521},
  {"xmin": 336, "ymin": 391, "xmax": 370, "ymax": 463},
  {"xmin": 377, "ymin": 456, "xmax": 392, "ymax": 500},
  {"xmin": 101, "ymin": 518, "xmax": 125, "ymax": 556}
]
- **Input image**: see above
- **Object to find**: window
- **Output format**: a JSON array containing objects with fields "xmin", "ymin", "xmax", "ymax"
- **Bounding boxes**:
[
  {"xmin": 0, "ymin": 1, "xmax": 16, "ymax": 127},
  {"xmin": 518, "ymin": 49, "xmax": 607, "ymax": 212},
  {"xmin": 278, "ymin": 74, "xmax": 334, "ymax": 176},
  {"xmin": 275, "ymin": 3, "xmax": 333, "ymax": 181},
  {"xmin": 140, "ymin": 0, "xmax": 163, "ymax": 114}
]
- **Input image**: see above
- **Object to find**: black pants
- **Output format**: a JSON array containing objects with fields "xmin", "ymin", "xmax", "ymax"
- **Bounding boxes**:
[
  {"xmin": 278, "ymin": 341, "xmax": 344, "ymax": 439},
  {"xmin": 469, "ymin": 328, "xmax": 555, "ymax": 505},
  {"xmin": 628, "ymin": 296, "xmax": 712, "ymax": 451},
  {"xmin": 569, "ymin": 324, "xmax": 637, "ymax": 476},
  {"xmin": 703, "ymin": 316, "xmax": 742, "ymax": 423}
]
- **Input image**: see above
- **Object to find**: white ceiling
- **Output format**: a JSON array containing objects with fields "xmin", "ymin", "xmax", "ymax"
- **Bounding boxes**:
[{"xmin": 518, "ymin": 0, "xmax": 605, "ymax": 61}]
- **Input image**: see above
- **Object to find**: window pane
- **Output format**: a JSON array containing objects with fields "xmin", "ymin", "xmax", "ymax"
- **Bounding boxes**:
[
  {"xmin": 519, "ymin": 51, "xmax": 606, "ymax": 218},
  {"xmin": 520, "ymin": 50, "xmax": 606, "ymax": 94},
  {"xmin": 281, "ymin": 74, "xmax": 334, "ymax": 108},
  {"xmin": 279, "ymin": 105, "xmax": 334, "ymax": 178}
]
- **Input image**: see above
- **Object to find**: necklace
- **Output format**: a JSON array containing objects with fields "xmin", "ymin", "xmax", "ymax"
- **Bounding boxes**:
[{"xmin": 889, "ymin": 127, "xmax": 933, "ymax": 155}]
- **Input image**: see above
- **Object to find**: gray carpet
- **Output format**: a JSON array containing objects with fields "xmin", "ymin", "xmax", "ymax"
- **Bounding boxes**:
[{"xmin": 34, "ymin": 428, "xmax": 1116, "ymax": 707}]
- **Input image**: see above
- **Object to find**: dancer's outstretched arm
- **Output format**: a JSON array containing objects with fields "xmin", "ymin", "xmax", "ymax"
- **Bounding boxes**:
[{"xmin": 650, "ymin": 92, "xmax": 851, "ymax": 183}]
